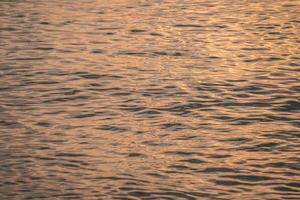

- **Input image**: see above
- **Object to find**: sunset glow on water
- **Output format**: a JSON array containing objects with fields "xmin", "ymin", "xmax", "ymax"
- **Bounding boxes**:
[{"xmin": 0, "ymin": 1, "xmax": 300, "ymax": 199}]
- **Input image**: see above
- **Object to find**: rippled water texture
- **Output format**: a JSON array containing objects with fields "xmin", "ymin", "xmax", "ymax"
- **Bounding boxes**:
[{"xmin": 1, "ymin": 0, "xmax": 300, "ymax": 199}]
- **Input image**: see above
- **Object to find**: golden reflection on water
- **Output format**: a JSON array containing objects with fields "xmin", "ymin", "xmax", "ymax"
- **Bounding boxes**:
[{"xmin": 0, "ymin": 0, "xmax": 300, "ymax": 199}]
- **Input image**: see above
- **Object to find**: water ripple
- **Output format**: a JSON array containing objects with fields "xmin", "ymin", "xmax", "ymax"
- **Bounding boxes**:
[{"xmin": 0, "ymin": 0, "xmax": 299, "ymax": 199}]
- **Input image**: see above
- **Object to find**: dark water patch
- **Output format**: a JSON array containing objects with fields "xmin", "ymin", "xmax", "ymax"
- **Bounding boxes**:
[
  {"xmin": 0, "ymin": 120, "xmax": 21, "ymax": 128},
  {"xmin": 0, "ymin": 27, "xmax": 18, "ymax": 31},
  {"xmin": 34, "ymin": 47, "xmax": 55, "ymax": 51},
  {"xmin": 152, "ymin": 51, "xmax": 169, "ymax": 56},
  {"xmin": 159, "ymin": 102, "xmax": 203, "ymax": 115},
  {"xmin": 240, "ymin": 47, "xmax": 270, "ymax": 51},
  {"xmin": 288, "ymin": 62, "xmax": 300, "ymax": 66},
  {"xmin": 160, "ymin": 122, "xmax": 190, "ymax": 131},
  {"xmin": 144, "ymin": 172, "xmax": 166, "ymax": 178},
  {"xmin": 90, "ymin": 49, "xmax": 105, "ymax": 54},
  {"xmin": 200, "ymin": 167, "xmax": 237, "ymax": 173},
  {"xmin": 274, "ymin": 100, "xmax": 300, "ymax": 112},
  {"xmin": 272, "ymin": 186, "xmax": 300, "ymax": 192},
  {"xmin": 39, "ymin": 21, "xmax": 51, "ymax": 25},
  {"xmin": 55, "ymin": 153, "xmax": 89, "ymax": 157},
  {"xmin": 117, "ymin": 51, "xmax": 148, "ymax": 56},
  {"xmin": 97, "ymin": 125, "xmax": 128, "ymax": 133},
  {"xmin": 119, "ymin": 105, "xmax": 146, "ymax": 112},
  {"xmin": 231, "ymin": 116, "xmax": 273, "ymax": 125},
  {"xmin": 43, "ymin": 95, "xmax": 90, "ymax": 103},
  {"xmin": 38, "ymin": 139, "xmax": 66, "ymax": 144},
  {"xmin": 149, "ymin": 32, "xmax": 163, "ymax": 36},
  {"xmin": 97, "ymin": 27, "xmax": 121, "ymax": 30},
  {"xmin": 208, "ymin": 154, "xmax": 232, "ymax": 159},
  {"xmin": 111, "ymin": 92, "xmax": 131, "ymax": 96},
  {"xmin": 221, "ymin": 175, "xmax": 278, "ymax": 182},
  {"xmin": 240, "ymin": 142, "xmax": 281, "ymax": 152},
  {"xmin": 129, "ymin": 29, "xmax": 147, "ymax": 33},
  {"xmin": 175, "ymin": 135, "xmax": 198, "ymax": 141},
  {"xmin": 12, "ymin": 57, "xmax": 44, "ymax": 61},
  {"xmin": 72, "ymin": 113, "xmax": 97, "ymax": 118},
  {"xmin": 174, "ymin": 24, "xmax": 203, "ymax": 28},
  {"xmin": 221, "ymin": 137, "xmax": 251, "ymax": 143},
  {"xmin": 63, "ymin": 89, "xmax": 81, "ymax": 95},
  {"xmin": 127, "ymin": 153, "xmax": 146, "ymax": 158},
  {"xmin": 77, "ymin": 73, "xmax": 122, "ymax": 80},
  {"xmin": 213, "ymin": 179, "xmax": 253, "ymax": 186},
  {"xmin": 179, "ymin": 158, "xmax": 206, "ymax": 164},
  {"xmin": 35, "ymin": 121, "xmax": 52, "ymax": 127},
  {"xmin": 287, "ymin": 182, "xmax": 300, "ymax": 188},
  {"xmin": 88, "ymin": 86, "xmax": 122, "ymax": 92},
  {"xmin": 128, "ymin": 191, "xmax": 151, "ymax": 197},
  {"xmin": 168, "ymin": 164, "xmax": 196, "ymax": 171},
  {"xmin": 164, "ymin": 151, "xmax": 203, "ymax": 157},
  {"xmin": 253, "ymin": 162, "xmax": 300, "ymax": 171},
  {"xmin": 136, "ymin": 109, "xmax": 161, "ymax": 117},
  {"xmin": 265, "ymin": 56, "xmax": 285, "ymax": 61}
]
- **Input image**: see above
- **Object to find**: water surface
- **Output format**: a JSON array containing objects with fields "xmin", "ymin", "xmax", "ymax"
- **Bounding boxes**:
[{"xmin": 0, "ymin": 0, "xmax": 300, "ymax": 199}]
